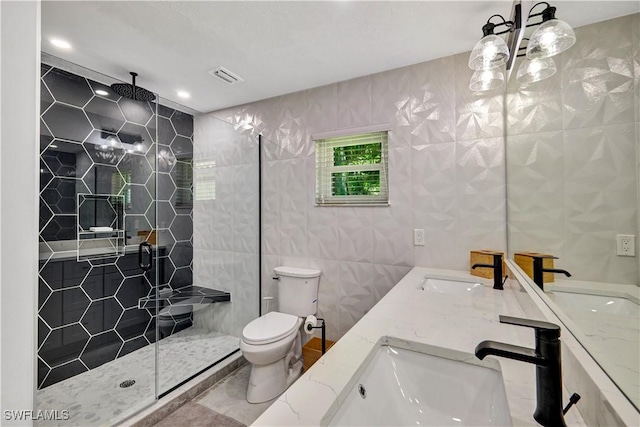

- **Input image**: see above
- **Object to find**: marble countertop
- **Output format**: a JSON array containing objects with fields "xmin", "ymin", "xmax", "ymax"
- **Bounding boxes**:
[{"xmin": 252, "ymin": 267, "xmax": 586, "ymax": 426}]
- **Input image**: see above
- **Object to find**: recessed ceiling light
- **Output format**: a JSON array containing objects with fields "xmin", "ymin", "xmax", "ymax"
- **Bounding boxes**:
[
  {"xmin": 95, "ymin": 89, "xmax": 109, "ymax": 96},
  {"xmin": 177, "ymin": 90, "xmax": 190, "ymax": 99},
  {"xmin": 50, "ymin": 38, "xmax": 72, "ymax": 49}
]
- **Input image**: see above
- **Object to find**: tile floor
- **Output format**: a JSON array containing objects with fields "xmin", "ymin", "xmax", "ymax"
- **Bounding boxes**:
[
  {"xmin": 37, "ymin": 328, "xmax": 239, "ymax": 426},
  {"xmin": 153, "ymin": 365, "xmax": 274, "ymax": 427}
]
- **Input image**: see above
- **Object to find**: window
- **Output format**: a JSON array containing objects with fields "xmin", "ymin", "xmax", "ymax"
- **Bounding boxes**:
[
  {"xmin": 315, "ymin": 128, "xmax": 389, "ymax": 205},
  {"xmin": 174, "ymin": 160, "xmax": 194, "ymax": 207},
  {"xmin": 194, "ymin": 159, "xmax": 216, "ymax": 201}
]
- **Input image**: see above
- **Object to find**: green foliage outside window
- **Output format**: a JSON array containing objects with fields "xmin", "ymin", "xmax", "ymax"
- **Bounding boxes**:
[{"xmin": 332, "ymin": 143, "xmax": 382, "ymax": 196}]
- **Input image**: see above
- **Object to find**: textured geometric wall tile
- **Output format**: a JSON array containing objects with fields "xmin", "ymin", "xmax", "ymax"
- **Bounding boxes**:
[
  {"xmin": 337, "ymin": 261, "xmax": 376, "ymax": 336},
  {"xmin": 413, "ymin": 212, "xmax": 459, "ymax": 269},
  {"xmin": 456, "ymin": 137, "xmax": 505, "ymax": 207},
  {"xmin": 308, "ymin": 207, "xmax": 339, "ymax": 261},
  {"xmin": 411, "ymin": 142, "xmax": 457, "ymax": 214},
  {"xmin": 506, "ymin": 131, "xmax": 565, "ymax": 257},
  {"xmin": 337, "ymin": 75, "xmax": 372, "ymax": 129},
  {"xmin": 337, "ymin": 208, "xmax": 374, "ymax": 263},
  {"xmin": 231, "ymin": 253, "xmax": 259, "ymax": 337},
  {"xmin": 562, "ymin": 15, "xmax": 636, "ymax": 129},
  {"xmin": 371, "ymin": 67, "xmax": 411, "ymax": 147},
  {"xmin": 374, "ymin": 152, "xmax": 412, "ymax": 265},
  {"xmin": 371, "ymin": 264, "xmax": 412, "ymax": 302},
  {"xmin": 563, "ymin": 124, "xmax": 638, "ymax": 283},
  {"xmin": 453, "ymin": 53, "xmax": 504, "ymax": 141},
  {"xmin": 280, "ymin": 210, "xmax": 308, "ymax": 258},
  {"xmin": 306, "ymin": 258, "xmax": 340, "ymax": 341},
  {"xmin": 507, "ymin": 62, "xmax": 563, "ymax": 135},
  {"xmin": 304, "ymin": 84, "xmax": 338, "ymax": 135},
  {"xmin": 279, "ymin": 158, "xmax": 307, "ymax": 214},
  {"xmin": 409, "ymin": 56, "xmax": 456, "ymax": 145}
]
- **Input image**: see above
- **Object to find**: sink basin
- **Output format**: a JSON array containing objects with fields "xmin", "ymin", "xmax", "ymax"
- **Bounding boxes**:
[
  {"xmin": 418, "ymin": 276, "xmax": 486, "ymax": 296},
  {"xmin": 325, "ymin": 338, "xmax": 511, "ymax": 426}
]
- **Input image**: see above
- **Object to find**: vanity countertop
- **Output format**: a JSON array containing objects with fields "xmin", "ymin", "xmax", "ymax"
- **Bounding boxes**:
[{"xmin": 252, "ymin": 267, "xmax": 586, "ymax": 426}]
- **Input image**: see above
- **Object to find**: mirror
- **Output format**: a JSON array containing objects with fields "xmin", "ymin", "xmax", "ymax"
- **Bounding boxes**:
[{"xmin": 506, "ymin": 12, "xmax": 639, "ymax": 409}]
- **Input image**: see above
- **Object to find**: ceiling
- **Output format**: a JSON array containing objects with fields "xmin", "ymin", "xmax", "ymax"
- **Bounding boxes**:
[{"xmin": 41, "ymin": 1, "xmax": 639, "ymax": 114}]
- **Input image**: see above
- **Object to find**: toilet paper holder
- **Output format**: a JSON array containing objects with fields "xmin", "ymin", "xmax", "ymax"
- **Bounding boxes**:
[{"xmin": 305, "ymin": 317, "xmax": 327, "ymax": 354}]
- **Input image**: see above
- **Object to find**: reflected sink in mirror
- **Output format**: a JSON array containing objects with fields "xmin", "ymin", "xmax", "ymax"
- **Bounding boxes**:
[
  {"xmin": 548, "ymin": 290, "xmax": 639, "ymax": 317},
  {"xmin": 418, "ymin": 276, "xmax": 486, "ymax": 296},
  {"xmin": 325, "ymin": 338, "xmax": 511, "ymax": 426}
]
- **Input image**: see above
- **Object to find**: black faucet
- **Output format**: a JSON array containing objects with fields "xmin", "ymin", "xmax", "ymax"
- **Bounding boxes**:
[
  {"xmin": 532, "ymin": 255, "xmax": 571, "ymax": 291},
  {"xmin": 476, "ymin": 315, "xmax": 576, "ymax": 427},
  {"xmin": 472, "ymin": 253, "xmax": 504, "ymax": 290}
]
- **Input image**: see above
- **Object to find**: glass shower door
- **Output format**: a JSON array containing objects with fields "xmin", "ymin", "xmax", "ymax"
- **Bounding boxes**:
[{"xmin": 37, "ymin": 55, "xmax": 160, "ymax": 425}]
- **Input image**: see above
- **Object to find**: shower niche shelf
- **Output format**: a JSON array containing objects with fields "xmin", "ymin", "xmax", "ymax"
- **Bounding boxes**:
[{"xmin": 77, "ymin": 194, "xmax": 125, "ymax": 261}]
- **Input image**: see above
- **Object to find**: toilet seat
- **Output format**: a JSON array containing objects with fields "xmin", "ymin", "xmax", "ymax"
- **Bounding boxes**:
[{"xmin": 242, "ymin": 311, "xmax": 300, "ymax": 345}]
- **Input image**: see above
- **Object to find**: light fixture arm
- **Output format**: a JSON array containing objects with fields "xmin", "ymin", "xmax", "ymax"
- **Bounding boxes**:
[
  {"xmin": 526, "ymin": 2, "xmax": 556, "ymax": 27},
  {"xmin": 483, "ymin": 14, "xmax": 514, "ymax": 36}
]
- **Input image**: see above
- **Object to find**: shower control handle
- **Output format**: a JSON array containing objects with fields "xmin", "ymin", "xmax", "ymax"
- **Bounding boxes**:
[{"xmin": 138, "ymin": 242, "xmax": 153, "ymax": 272}]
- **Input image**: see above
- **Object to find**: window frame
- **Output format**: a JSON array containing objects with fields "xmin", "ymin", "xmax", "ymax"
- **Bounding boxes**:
[{"xmin": 314, "ymin": 126, "xmax": 390, "ymax": 206}]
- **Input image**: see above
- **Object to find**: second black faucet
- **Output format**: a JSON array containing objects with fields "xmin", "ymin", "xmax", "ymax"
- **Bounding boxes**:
[{"xmin": 472, "ymin": 252, "xmax": 504, "ymax": 290}]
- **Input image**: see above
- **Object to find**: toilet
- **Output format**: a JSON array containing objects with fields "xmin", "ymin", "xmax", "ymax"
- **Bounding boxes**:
[{"xmin": 240, "ymin": 266, "xmax": 321, "ymax": 403}]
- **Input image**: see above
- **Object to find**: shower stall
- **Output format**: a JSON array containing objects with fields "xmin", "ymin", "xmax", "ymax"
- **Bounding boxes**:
[{"xmin": 36, "ymin": 55, "xmax": 260, "ymax": 425}]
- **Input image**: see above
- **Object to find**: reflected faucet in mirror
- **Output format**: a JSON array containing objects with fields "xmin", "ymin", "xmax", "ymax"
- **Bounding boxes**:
[
  {"xmin": 472, "ymin": 252, "xmax": 505, "ymax": 290},
  {"xmin": 531, "ymin": 255, "xmax": 571, "ymax": 291}
]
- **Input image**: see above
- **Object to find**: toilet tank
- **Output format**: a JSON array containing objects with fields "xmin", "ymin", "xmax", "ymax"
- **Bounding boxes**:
[{"xmin": 274, "ymin": 266, "xmax": 321, "ymax": 317}]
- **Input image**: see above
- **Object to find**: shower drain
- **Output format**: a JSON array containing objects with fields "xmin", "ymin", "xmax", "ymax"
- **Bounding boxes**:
[{"xmin": 119, "ymin": 379, "xmax": 136, "ymax": 388}]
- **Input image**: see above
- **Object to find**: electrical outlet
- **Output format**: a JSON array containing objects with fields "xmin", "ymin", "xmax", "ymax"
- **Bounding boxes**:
[
  {"xmin": 616, "ymin": 234, "xmax": 635, "ymax": 257},
  {"xmin": 413, "ymin": 229, "xmax": 425, "ymax": 246}
]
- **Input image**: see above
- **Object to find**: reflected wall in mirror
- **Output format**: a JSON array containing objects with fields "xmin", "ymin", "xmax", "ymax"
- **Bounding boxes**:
[{"xmin": 506, "ymin": 13, "xmax": 639, "ymax": 409}]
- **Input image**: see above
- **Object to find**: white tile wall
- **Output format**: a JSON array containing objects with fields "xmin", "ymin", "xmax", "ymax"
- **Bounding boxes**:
[
  {"xmin": 192, "ymin": 116, "xmax": 259, "ymax": 337},
  {"xmin": 507, "ymin": 13, "xmax": 640, "ymax": 285},
  {"xmin": 195, "ymin": 13, "xmax": 639, "ymax": 341},
  {"xmin": 199, "ymin": 51, "xmax": 507, "ymax": 341}
]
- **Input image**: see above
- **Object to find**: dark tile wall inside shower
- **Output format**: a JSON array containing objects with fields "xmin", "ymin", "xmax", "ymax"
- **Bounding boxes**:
[{"xmin": 38, "ymin": 64, "xmax": 194, "ymax": 389}]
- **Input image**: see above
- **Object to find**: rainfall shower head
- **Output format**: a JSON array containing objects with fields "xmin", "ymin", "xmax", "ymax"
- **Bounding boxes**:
[{"xmin": 110, "ymin": 72, "xmax": 156, "ymax": 101}]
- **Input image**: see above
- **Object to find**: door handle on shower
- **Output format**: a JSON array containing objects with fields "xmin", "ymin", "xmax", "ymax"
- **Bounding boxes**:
[{"xmin": 138, "ymin": 242, "xmax": 153, "ymax": 272}]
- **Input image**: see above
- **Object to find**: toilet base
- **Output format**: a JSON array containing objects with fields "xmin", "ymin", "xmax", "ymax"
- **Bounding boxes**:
[
  {"xmin": 246, "ymin": 358, "xmax": 302, "ymax": 403},
  {"xmin": 246, "ymin": 332, "xmax": 303, "ymax": 404}
]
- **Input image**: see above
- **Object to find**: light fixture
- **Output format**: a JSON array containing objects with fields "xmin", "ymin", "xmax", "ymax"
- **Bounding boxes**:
[
  {"xmin": 49, "ymin": 38, "xmax": 71, "ymax": 50},
  {"xmin": 177, "ymin": 90, "xmax": 190, "ymax": 99},
  {"xmin": 469, "ymin": 68, "xmax": 505, "ymax": 92},
  {"xmin": 468, "ymin": 15, "xmax": 513, "ymax": 70},
  {"xmin": 516, "ymin": 57, "xmax": 556, "ymax": 84},
  {"xmin": 95, "ymin": 89, "xmax": 109, "ymax": 96},
  {"xmin": 526, "ymin": 2, "xmax": 576, "ymax": 59},
  {"xmin": 468, "ymin": 2, "xmax": 575, "ymax": 90}
]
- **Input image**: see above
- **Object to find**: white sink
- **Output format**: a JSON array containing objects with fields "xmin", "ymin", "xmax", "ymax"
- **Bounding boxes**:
[
  {"xmin": 548, "ymin": 291, "xmax": 639, "ymax": 317},
  {"xmin": 418, "ymin": 276, "xmax": 486, "ymax": 296},
  {"xmin": 325, "ymin": 338, "xmax": 511, "ymax": 426}
]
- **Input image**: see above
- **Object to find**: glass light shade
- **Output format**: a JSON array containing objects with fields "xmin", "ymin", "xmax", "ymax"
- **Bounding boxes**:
[
  {"xmin": 469, "ymin": 68, "xmax": 505, "ymax": 92},
  {"xmin": 516, "ymin": 57, "xmax": 557, "ymax": 84},
  {"xmin": 526, "ymin": 19, "xmax": 576, "ymax": 59},
  {"xmin": 468, "ymin": 34, "xmax": 510, "ymax": 70}
]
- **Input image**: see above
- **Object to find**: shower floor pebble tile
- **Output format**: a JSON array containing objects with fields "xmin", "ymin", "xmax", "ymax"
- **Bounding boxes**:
[
  {"xmin": 37, "ymin": 328, "xmax": 239, "ymax": 426},
  {"xmin": 193, "ymin": 365, "xmax": 276, "ymax": 426}
]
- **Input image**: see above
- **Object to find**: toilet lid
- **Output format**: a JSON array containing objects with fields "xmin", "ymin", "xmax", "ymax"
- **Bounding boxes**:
[{"xmin": 242, "ymin": 311, "xmax": 300, "ymax": 345}]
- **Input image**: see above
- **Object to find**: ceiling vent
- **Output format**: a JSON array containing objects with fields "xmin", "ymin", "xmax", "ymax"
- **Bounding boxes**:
[{"xmin": 208, "ymin": 67, "xmax": 244, "ymax": 84}]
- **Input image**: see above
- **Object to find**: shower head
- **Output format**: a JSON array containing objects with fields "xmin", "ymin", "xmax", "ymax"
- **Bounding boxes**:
[{"xmin": 110, "ymin": 72, "xmax": 156, "ymax": 101}]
